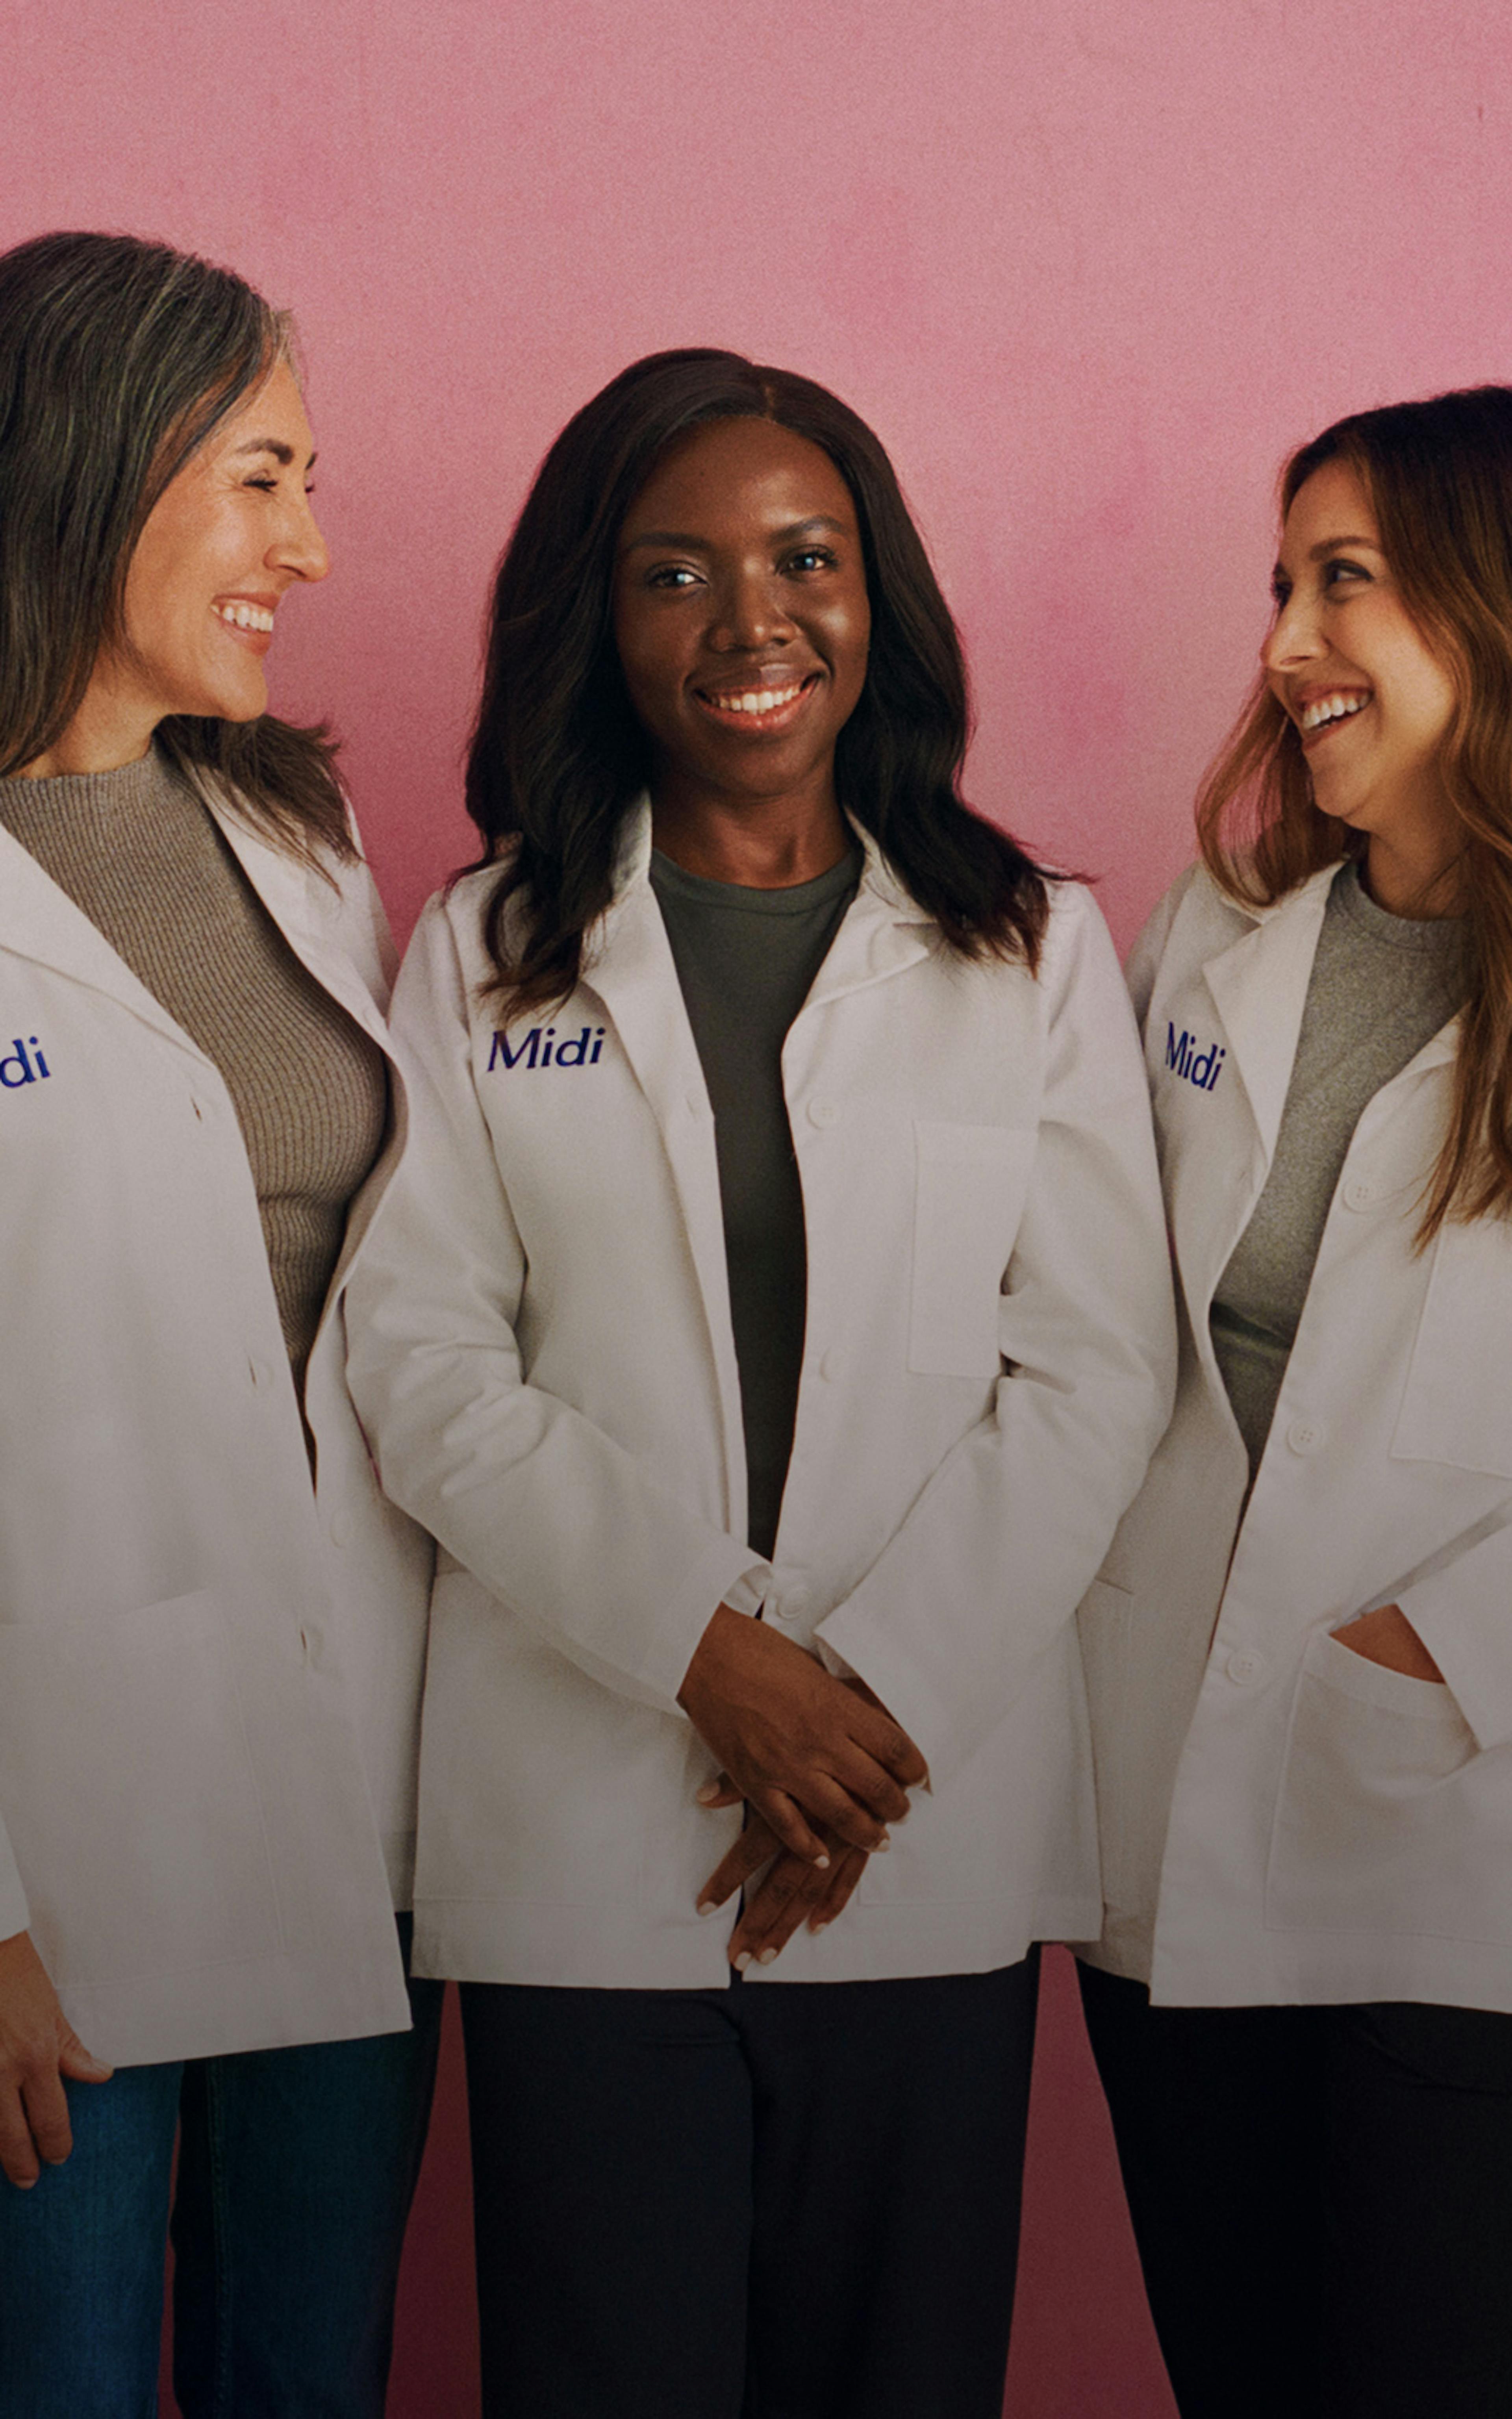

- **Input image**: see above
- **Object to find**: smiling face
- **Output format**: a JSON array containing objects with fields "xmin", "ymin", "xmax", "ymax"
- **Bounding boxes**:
[
  {"xmin": 611, "ymin": 416, "xmax": 871, "ymax": 858},
  {"xmin": 50, "ymin": 356, "xmax": 329, "ymax": 771},
  {"xmin": 1264, "ymin": 456, "xmax": 1460, "ymax": 905}
]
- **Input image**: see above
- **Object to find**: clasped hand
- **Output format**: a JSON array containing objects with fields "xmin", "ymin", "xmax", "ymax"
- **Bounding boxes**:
[{"xmin": 677, "ymin": 1603, "xmax": 928, "ymax": 1970}]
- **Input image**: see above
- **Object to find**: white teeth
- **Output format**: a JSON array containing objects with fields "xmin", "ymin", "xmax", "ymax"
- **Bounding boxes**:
[
  {"xmin": 1300, "ymin": 691, "xmax": 1369, "ymax": 731},
  {"xmin": 216, "ymin": 602, "xmax": 275, "ymax": 634},
  {"xmin": 710, "ymin": 682, "xmax": 802, "ymax": 715}
]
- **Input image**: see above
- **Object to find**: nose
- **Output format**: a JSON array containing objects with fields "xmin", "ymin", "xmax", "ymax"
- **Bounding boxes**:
[
  {"xmin": 1261, "ymin": 584, "xmax": 1322, "ymax": 675},
  {"xmin": 710, "ymin": 559, "xmax": 795, "ymax": 651},
  {"xmin": 271, "ymin": 486, "xmax": 330, "ymax": 586}
]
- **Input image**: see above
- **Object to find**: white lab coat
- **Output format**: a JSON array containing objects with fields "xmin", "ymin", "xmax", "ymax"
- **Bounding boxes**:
[
  {"xmin": 1080, "ymin": 858, "xmax": 1512, "ymax": 2011},
  {"xmin": 346, "ymin": 805, "xmax": 1176, "ymax": 1990},
  {"xmin": 0, "ymin": 780, "xmax": 431, "ymax": 2066}
]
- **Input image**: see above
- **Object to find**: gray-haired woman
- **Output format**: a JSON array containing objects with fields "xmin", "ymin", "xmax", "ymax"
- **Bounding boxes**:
[{"xmin": 0, "ymin": 231, "xmax": 437, "ymax": 2418}]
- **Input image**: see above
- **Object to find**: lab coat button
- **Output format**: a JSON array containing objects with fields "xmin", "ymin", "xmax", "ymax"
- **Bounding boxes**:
[
  {"xmin": 1343, "ymin": 1178, "xmax": 1375, "ymax": 1211},
  {"xmin": 806, "ymin": 1096, "xmax": 841, "ymax": 1129},
  {"xmin": 818, "ymin": 1349, "xmax": 841, "ymax": 1382},
  {"xmin": 1225, "ymin": 1648, "xmax": 1267, "ymax": 1686},
  {"xmin": 1286, "ymin": 1418, "xmax": 1322, "ymax": 1455}
]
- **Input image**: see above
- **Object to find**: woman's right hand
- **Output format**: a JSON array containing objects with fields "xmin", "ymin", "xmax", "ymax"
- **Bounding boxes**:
[
  {"xmin": 0, "ymin": 1930, "xmax": 112, "ymax": 2188},
  {"xmin": 677, "ymin": 1603, "xmax": 927, "ymax": 1863}
]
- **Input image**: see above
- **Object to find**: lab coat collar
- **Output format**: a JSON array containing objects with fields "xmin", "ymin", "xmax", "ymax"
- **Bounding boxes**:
[
  {"xmin": 0, "ymin": 769, "xmax": 390, "ymax": 1067},
  {"xmin": 0, "ymin": 816, "xmax": 212, "ymax": 1063},
  {"xmin": 1199, "ymin": 858, "xmax": 1462, "ymax": 1159},
  {"xmin": 605, "ymin": 796, "xmax": 936, "ymax": 1005}
]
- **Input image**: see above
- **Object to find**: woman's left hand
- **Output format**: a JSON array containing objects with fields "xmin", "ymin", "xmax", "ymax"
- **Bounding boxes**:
[
  {"xmin": 1332, "ymin": 1603, "xmax": 1444, "ymax": 1681},
  {"xmin": 696, "ymin": 1792, "xmax": 869, "ymax": 1968}
]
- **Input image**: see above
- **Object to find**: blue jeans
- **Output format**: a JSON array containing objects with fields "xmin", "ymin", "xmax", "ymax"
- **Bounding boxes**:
[{"xmin": 0, "ymin": 1923, "xmax": 442, "ymax": 2419}]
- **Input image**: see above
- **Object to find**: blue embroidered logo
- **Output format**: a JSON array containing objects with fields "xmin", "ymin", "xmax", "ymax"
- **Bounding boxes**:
[
  {"xmin": 1164, "ymin": 1024, "xmax": 1226, "ymax": 1093},
  {"xmin": 487, "ymin": 1024, "xmax": 606, "ymax": 1073},
  {"xmin": 0, "ymin": 1036, "xmax": 50, "ymax": 1091}
]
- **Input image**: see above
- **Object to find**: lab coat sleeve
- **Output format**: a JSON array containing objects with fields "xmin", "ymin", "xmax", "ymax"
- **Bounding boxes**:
[
  {"xmin": 1393, "ymin": 1518, "xmax": 1512, "ymax": 1752},
  {"xmin": 816, "ymin": 886, "xmax": 1178, "ymax": 1784},
  {"xmin": 345, "ymin": 899, "xmax": 769, "ymax": 1720}
]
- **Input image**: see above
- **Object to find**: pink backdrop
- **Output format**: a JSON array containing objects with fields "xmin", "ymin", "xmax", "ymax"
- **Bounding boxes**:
[{"xmin": 5, "ymin": 2, "xmax": 1511, "ymax": 2408}]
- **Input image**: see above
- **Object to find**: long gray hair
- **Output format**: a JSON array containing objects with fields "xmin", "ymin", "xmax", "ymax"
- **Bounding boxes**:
[{"xmin": 0, "ymin": 230, "xmax": 350, "ymax": 860}]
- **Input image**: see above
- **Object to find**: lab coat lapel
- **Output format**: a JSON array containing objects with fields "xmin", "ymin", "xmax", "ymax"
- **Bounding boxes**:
[
  {"xmin": 1199, "ymin": 866, "xmax": 1336, "ymax": 1167},
  {"xmin": 1166, "ymin": 864, "xmax": 1336, "ymax": 1326},
  {"xmin": 582, "ymin": 807, "xmax": 747, "ymax": 1504},
  {"xmin": 799, "ymin": 825, "xmax": 935, "ymax": 1016},
  {"xmin": 202, "ymin": 785, "xmax": 391, "ymax": 1049}
]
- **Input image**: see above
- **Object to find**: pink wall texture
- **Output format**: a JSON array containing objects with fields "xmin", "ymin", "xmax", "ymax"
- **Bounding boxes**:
[{"xmin": 4, "ymin": 0, "xmax": 1511, "ymax": 2409}]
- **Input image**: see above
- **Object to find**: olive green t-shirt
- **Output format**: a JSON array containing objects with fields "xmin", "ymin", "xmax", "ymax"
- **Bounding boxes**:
[{"xmin": 650, "ymin": 843, "xmax": 862, "ymax": 1556}]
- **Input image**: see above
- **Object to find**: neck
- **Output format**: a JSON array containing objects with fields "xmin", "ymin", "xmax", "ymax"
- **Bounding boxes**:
[
  {"xmin": 15, "ymin": 660, "xmax": 161, "ymax": 780},
  {"xmin": 1362, "ymin": 832, "xmax": 1464, "ymax": 919},
  {"xmin": 649, "ymin": 771, "xmax": 850, "ymax": 889}
]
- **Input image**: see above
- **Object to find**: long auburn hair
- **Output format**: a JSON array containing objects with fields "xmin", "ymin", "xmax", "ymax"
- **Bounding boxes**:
[
  {"xmin": 1197, "ymin": 385, "xmax": 1512, "ymax": 1237},
  {"xmin": 464, "ymin": 347, "xmax": 1048, "ymax": 1015},
  {"xmin": 0, "ymin": 230, "xmax": 351, "ymax": 864}
]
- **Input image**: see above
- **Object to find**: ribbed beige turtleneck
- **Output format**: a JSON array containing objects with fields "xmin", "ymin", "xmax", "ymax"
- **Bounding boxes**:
[{"xmin": 0, "ymin": 748, "xmax": 388, "ymax": 1393}]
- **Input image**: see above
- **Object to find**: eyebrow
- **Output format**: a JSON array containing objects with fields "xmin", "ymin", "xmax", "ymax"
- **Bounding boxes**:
[
  {"xmin": 1306, "ymin": 532, "xmax": 1380, "ymax": 560},
  {"xmin": 621, "ymin": 514, "xmax": 850, "ymax": 553},
  {"xmin": 230, "ymin": 436, "xmax": 317, "ymax": 469}
]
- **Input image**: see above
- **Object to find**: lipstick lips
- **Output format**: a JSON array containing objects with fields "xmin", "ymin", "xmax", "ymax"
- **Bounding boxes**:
[{"xmin": 691, "ymin": 669, "xmax": 823, "ymax": 737}]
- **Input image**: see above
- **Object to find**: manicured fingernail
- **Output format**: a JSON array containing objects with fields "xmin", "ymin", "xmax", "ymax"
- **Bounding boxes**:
[
  {"xmin": 697, "ymin": 1900, "xmax": 717, "ymax": 1918},
  {"xmin": 734, "ymin": 1951, "xmax": 752, "ymax": 1972},
  {"xmin": 810, "ymin": 1919, "xmax": 829, "ymax": 1935},
  {"xmin": 695, "ymin": 1783, "xmax": 720, "ymax": 1805},
  {"xmin": 875, "ymin": 1831, "xmax": 891, "ymax": 1851},
  {"xmin": 758, "ymin": 1947, "xmax": 778, "ymax": 1965},
  {"xmin": 813, "ymin": 1853, "xmax": 830, "ymax": 1870}
]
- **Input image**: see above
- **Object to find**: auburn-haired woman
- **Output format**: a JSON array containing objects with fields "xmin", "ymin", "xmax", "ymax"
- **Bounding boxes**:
[
  {"xmin": 346, "ymin": 346, "xmax": 1176, "ymax": 2419},
  {"xmin": 1078, "ymin": 386, "xmax": 1512, "ymax": 2419},
  {"xmin": 0, "ymin": 232, "xmax": 437, "ymax": 2416}
]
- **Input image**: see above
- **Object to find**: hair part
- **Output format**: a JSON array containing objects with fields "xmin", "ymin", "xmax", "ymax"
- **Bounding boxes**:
[
  {"xmin": 463, "ymin": 347, "xmax": 1048, "ymax": 1014},
  {"xmin": 0, "ymin": 230, "xmax": 350, "ymax": 864},
  {"xmin": 1195, "ymin": 384, "xmax": 1512, "ymax": 1237}
]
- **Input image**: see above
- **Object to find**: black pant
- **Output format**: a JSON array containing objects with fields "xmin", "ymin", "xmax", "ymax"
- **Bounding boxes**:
[
  {"xmin": 1079, "ymin": 1960, "xmax": 1512, "ymax": 2419},
  {"xmin": 460, "ymin": 1956, "xmax": 1039, "ymax": 2419}
]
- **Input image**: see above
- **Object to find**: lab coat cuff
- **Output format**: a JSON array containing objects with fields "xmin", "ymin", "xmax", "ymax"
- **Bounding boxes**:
[
  {"xmin": 721, "ymin": 1566, "xmax": 770, "ymax": 1620},
  {"xmin": 0, "ymin": 1826, "xmax": 30, "ymax": 1946},
  {"xmin": 662, "ymin": 1540, "xmax": 775, "ymax": 1712},
  {"xmin": 1396, "ymin": 1574, "xmax": 1512, "ymax": 1752}
]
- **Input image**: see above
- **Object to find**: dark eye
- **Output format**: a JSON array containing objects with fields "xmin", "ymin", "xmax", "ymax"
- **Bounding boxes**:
[
  {"xmin": 246, "ymin": 476, "xmax": 279, "ymax": 494},
  {"xmin": 1323, "ymin": 556, "xmax": 1370, "ymax": 589},
  {"xmin": 645, "ymin": 565, "xmax": 701, "ymax": 590},
  {"xmin": 787, "ymin": 546, "xmax": 837, "ymax": 575},
  {"xmin": 1270, "ymin": 576, "xmax": 1292, "ymax": 610}
]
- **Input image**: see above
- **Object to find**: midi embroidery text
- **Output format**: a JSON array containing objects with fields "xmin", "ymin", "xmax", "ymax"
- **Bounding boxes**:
[
  {"xmin": 487, "ymin": 1025, "xmax": 606, "ymax": 1072},
  {"xmin": 0, "ymin": 1036, "xmax": 51, "ymax": 1090},
  {"xmin": 1165, "ymin": 1024, "xmax": 1226, "ymax": 1093}
]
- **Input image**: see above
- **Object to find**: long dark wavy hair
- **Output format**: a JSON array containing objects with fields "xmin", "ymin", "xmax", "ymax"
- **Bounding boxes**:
[
  {"xmin": 1197, "ymin": 385, "xmax": 1512, "ymax": 1237},
  {"xmin": 465, "ymin": 348, "xmax": 1049, "ymax": 1014},
  {"xmin": 0, "ymin": 230, "xmax": 351, "ymax": 863}
]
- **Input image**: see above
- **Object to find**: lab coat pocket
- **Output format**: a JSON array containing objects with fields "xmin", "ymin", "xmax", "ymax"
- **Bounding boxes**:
[
  {"xmin": 1392, "ymin": 1219, "xmax": 1512, "ymax": 1479},
  {"xmin": 1077, "ymin": 1574, "xmax": 1136, "ymax": 1904},
  {"xmin": 1264, "ymin": 1627, "xmax": 1512, "ymax": 1943},
  {"xmin": 0, "ymin": 1590, "xmax": 283, "ymax": 1988},
  {"xmin": 908, "ymin": 1122, "xmax": 1036, "ymax": 1378}
]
